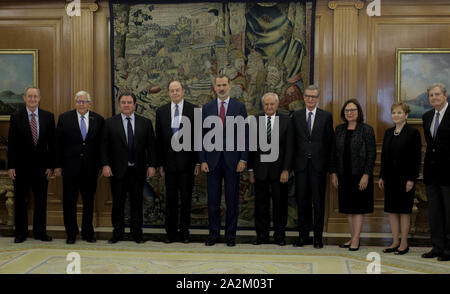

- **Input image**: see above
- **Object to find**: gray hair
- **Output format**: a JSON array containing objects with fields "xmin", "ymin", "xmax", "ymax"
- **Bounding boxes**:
[
  {"xmin": 261, "ymin": 92, "xmax": 279, "ymax": 103},
  {"xmin": 427, "ymin": 83, "xmax": 447, "ymax": 95},
  {"xmin": 305, "ymin": 84, "xmax": 320, "ymax": 96},
  {"xmin": 74, "ymin": 90, "xmax": 91, "ymax": 101},
  {"xmin": 23, "ymin": 86, "xmax": 40, "ymax": 97}
]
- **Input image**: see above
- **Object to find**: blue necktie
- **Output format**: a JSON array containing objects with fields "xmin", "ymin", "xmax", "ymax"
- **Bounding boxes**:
[
  {"xmin": 307, "ymin": 111, "xmax": 313, "ymax": 135},
  {"xmin": 172, "ymin": 104, "xmax": 180, "ymax": 134},
  {"xmin": 126, "ymin": 117, "xmax": 135, "ymax": 164},
  {"xmin": 80, "ymin": 115, "xmax": 87, "ymax": 141}
]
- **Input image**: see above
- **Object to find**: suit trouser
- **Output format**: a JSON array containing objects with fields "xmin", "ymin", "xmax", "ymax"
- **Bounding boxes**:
[
  {"xmin": 13, "ymin": 170, "xmax": 48, "ymax": 238},
  {"xmin": 164, "ymin": 170, "xmax": 194, "ymax": 239},
  {"xmin": 63, "ymin": 175, "xmax": 98, "ymax": 239},
  {"xmin": 110, "ymin": 166, "xmax": 144, "ymax": 239},
  {"xmin": 295, "ymin": 159, "xmax": 327, "ymax": 241},
  {"xmin": 426, "ymin": 183, "xmax": 450, "ymax": 255},
  {"xmin": 207, "ymin": 154, "xmax": 240, "ymax": 240},
  {"xmin": 254, "ymin": 178, "xmax": 288, "ymax": 240}
]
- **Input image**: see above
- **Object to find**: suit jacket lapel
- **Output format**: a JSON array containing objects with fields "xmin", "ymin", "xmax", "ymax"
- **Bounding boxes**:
[
  {"xmin": 310, "ymin": 109, "xmax": 321, "ymax": 138},
  {"xmin": 86, "ymin": 112, "xmax": 96, "ymax": 140},
  {"xmin": 299, "ymin": 109, "xmax": 309, "ymax": 137},
  {"xmin": 435, "ymin": 107, "xmax": 449, "ymax": 140},
  {"xmin": 116, "ymin": 114, "xmax": 127, "ymax": 147},
  {"xmin": 71, "ymin": 110, "xmax": 84, "ymax": 141},
  {"xmin": 22, "ymin": 108, "xmax": 35, "ymax": 145}
]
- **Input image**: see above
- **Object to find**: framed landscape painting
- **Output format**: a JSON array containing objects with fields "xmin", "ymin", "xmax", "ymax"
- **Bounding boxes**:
[
  {"xmin": 0, "ymin": 49, "xmax": 39, "ymax": 121},
  {"xmin": 395, "ymin": 48, "xmax": 450, "ymax": 124}
]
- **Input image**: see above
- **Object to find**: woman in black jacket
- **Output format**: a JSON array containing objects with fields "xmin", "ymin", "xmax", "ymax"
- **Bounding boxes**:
[
  {"xmin": 378, "ymin": 102, "xmax": 421, "ymax": 255},
  {"xmin": 331, "ymin": 99, "xmax": 376, "ymax": 251}
]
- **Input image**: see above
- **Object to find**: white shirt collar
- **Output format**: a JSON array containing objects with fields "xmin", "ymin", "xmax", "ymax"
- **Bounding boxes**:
[
  {"xmin": 121, "ymin": 112, "xmax": 135, "ymax": 121},
  {"xmin": 306, "ymin": 107, "xmax": 317, "ymax": 116},
  {"xmin": 171, "ymin": 99, "xmax": 184, "ymax": 109},
  {"xmin": 217, "ymin": 97, "xmax": 230, "ymax": 105},
  {"xmin": 436, "ymin": 102, "xmax": 449, "ymax": 116},
  {"xmin": 26, "ymin": 107, "xmax": 38, "ymax": 116},
  {"xmin": 77, "ymin": 110, "xmax": 89, "ymax": 119}
]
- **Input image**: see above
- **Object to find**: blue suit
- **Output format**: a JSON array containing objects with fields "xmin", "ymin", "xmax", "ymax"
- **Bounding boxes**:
[{"xmin": 200, "ymin": 98, "xmax": 248, "ymax": 240}]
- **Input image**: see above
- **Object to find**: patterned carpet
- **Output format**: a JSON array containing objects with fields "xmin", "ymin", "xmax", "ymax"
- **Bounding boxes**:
[{"xmin": 0, "ymin": 237, "xmax": 448, "ymax": 274}]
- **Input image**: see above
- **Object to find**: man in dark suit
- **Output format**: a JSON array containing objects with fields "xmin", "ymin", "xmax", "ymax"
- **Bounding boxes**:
[
  {"xmin": 421, "ymin": 83, "xmax": 450, "ymax": 262},
  {"xmin": 7, "ymin": 86, "xmax": 55, "ymax": 243},
  {"xmin": 248, "ymin": 92, "xmax": 294, "ymax": 246},
  {"xmin": 292, "ymin": 85, "xmax": 334, "ymax": 249},
  {"xmin": 55, "ymin": 91, "xmax": 104, "ymax": 244},
  {"xmin": 155, "ymin": 80, "xmax": 200, "ymax": 244},
  {"xmin": 200, "ymin": 75, "xmax": 248, "ymax": 247},
  {"xmin": 101, "ymin": 91, "xmax": 157, "ymax": 244}
]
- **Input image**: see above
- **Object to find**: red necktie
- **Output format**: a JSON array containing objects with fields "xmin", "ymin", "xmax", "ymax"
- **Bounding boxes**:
[
  {"xmin": 219, "ymin": 101, "xmax": 225, "ymax": 126},
  {"xmin": 30, "ymin": 113, "xmax": 38, "ymax": 145}
]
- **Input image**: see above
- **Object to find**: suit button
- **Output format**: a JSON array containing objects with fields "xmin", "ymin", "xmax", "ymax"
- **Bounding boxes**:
[
  {"xmin": 80, "ymin": 154, "xmax": 84, "ymax": 157},
  {"xmin": 432, "ymin": 149, "xmax": 435, "ymax": 152},
  {"xmin": 83, "ymin": 143, "xmax": 86, "ymax": 146}
]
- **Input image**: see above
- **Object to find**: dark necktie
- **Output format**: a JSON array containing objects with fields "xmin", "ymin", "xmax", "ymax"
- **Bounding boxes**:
[
  {"xmin": 30, "ymin": 113, "xmax": 38, "ymax": 145},
  {"xmin": 307, "ymin": 111, "xmax": 313, "ymax": 135},
  {"xmin": 219, "ymin": 101, "xmax": 225, "ymax": 127},
  {"xmin": 172, "ymin": 104, "xmax": 179, "ymax": 134},
  {"xmin": 267, "ymin": 116, "xmax": 272, "ymax": 144},
  {"xmin": 126, "ymin": 117, "xmax": 135, "ymax": 164},
  {"xmin": 433, "ymin": 112, "xmax": 440, "ymax": 138}
]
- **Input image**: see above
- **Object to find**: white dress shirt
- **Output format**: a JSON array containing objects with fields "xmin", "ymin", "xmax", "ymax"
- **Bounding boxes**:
[{"xmin": 171, "ymin": 99, "xmax": 184, "ymax": 129}]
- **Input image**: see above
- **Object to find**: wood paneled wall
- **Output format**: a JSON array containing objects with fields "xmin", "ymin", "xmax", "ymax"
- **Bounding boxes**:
[
  {"xmin": 315, "ymin": 0, "xmax": 450, "ymax": 232},
  {"xmin": 0, "ymin": 0, "xmax": 112, "ymax": 227},
  {"xmin": 1, "ymin": 0, "xmax": 450, "ymax": 232}
]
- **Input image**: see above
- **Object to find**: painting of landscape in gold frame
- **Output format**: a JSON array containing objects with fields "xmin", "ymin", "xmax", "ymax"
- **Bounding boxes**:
[
  {"xmin": 395, "ymin": 48, "xmax": 450, "ymax": 124},
  {"xmin": 0, "ymin": 49, "xmax": 39, "ymax": 121}
]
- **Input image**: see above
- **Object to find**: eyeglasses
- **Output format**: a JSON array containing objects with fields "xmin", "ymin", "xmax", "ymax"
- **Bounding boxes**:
[
  {"xmin": 344, "ymin": 108, "xmax": 358, "ymax": 113},
  {"xmin": 76, "ymin": 100, "xmax": 89, "ymax": 104},
  {"xmin": 304, "ymin": 95, "xmax": 319, "ymax": 99}
]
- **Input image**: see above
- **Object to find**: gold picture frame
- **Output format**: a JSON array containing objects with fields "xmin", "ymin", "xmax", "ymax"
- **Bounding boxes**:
[
  {"xmin": 0, "ymin": 49, "xmax": 39, "ymax": 121},
  {"xmin": 395, "ymin": 48, "xmax": 450, "ymax": 124}
]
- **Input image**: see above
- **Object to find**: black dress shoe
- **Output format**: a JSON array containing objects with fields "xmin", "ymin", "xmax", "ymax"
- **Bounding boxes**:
[
  {"xmin": 253, "ymin": 238, "xmax": 269, "ymax": 245},
  {"xmin": 164, "ymin": 238, "xmax": 174, "ymax": 244},
  {"xmin": 108, "ymin": 236, "xmax": 122, "ymax": 244},
  {"xmin": 83, "ymin": 237, "xmax": 96, "ymax": 243},
  {"xmin": 205, "ymin": 238, "xmax": 218, "ymax": 246},
  {"xmin": 421, "ymin": 250, "xmax": 439, "ymax": 259},
  {"xmin": 339, "ymin": 243, "xmax": 351, "ymax": 249},
  {"xmin": 293, "ymin": 238, "xmax": 310, "ymax": 247},
  {"xmin": 66, "ymin": 238, "xmax": 76, "ymax": 244},
  {"xmin": 394, "ymin": 246, "xmax": 409, "ymax": 255},
  {"xmin": 14, "ymin": 237, "xmax": 25, "ymax": 243},
  {"xmin": 226, "ymin": 239, "xmax": 236, "ymax": 247},
  {"xmin": 383, "ymin": 246, "xmax": 399, "ymax": 253},
  {"xmin": 134, "ymin": 237, "xmax": 145, "ymax": 244},
  {"xmin": 314, "ymin": 242, "xmax": 324, "ymax": 249},
  {"xmin": 35, "ymin": 235, "xmax": 52, "ymax": 242},
  {"xmin": 182, "ymin": 237, "xmax": 190, "ymax": 244},
  {"xmin": 349, "ymin": 245, "xmax": 360, "ymax": 251},
  {"xmin": 438, "ymin": 254, "xmax": 450, "ymax": 261},
  {"xmin": 275, "ymin": 239, "xmax": 286, "ymax": 246}
]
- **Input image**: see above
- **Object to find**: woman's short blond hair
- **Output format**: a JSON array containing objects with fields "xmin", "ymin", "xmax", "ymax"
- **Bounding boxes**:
[{"xmin": 390, "ymin": 102, "xmax": 410, "ymax": 114}]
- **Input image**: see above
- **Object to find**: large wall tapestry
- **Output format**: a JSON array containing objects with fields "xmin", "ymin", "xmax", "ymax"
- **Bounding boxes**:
[{"xmin": 110, "ymin": 1, "xmax": 315, "ymax": 229}]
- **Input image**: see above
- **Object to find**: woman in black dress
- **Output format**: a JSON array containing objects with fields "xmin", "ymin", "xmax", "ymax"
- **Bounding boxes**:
[
  {"xmin": 378, "ymin": 102, "xmax": 422, "ymax": 255},
  {"xmin": 331, "ymin": 99, "xmax": 376, "ymax": 251}
]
